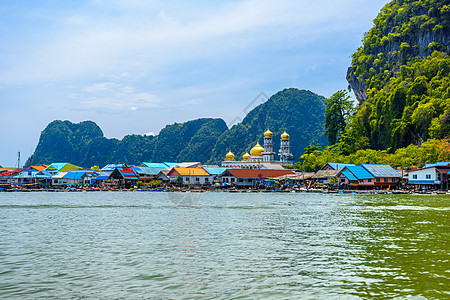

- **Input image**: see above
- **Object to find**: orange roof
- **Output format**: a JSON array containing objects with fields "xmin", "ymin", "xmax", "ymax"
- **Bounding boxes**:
[
  {"xmin": 31, "ymin": 165, "xmax": 48, "ymax": 171},
  {"xmin": 169, "ymin": 167, "xmax": 210, "ymax": 176}
]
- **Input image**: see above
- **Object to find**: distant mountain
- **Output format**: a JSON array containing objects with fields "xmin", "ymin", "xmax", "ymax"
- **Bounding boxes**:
[
  {"xmin": 27, "ymin": 88, "xmax": 329, "ymax": 167},
  {"xmin": 208, "ymin": 88, "xmax": 328, "ymax": 164},
  {"xmin": 26, "ymin": 118, "xmax": 228, "ymax": 167}
]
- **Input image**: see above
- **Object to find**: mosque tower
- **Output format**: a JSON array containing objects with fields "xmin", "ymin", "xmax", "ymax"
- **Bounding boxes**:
[
  {"xmin": 262, "ymin": 129, "xmax": 275, "ymax": 162},
  {"xmin": 279, "ymin": 131, "xmax": 293, "ymax": 165}
]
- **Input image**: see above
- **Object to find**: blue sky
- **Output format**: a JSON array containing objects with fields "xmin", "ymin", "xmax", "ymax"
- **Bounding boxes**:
[{"xmin": 0, "ymin": 0, "xmax": 389, "ymax": 167}]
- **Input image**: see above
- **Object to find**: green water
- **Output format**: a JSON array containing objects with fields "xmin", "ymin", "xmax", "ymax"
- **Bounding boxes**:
[{"xmin": 0, "ymin": 192, "xmax": 448, "ymax": 299}]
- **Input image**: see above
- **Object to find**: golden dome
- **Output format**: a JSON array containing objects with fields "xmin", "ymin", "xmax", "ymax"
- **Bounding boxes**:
[
  {"xmin": 242, "ymin": 152, "xmax": 251, "ymax": 161},
  {"xmin": 281, "ymin": 131, "xmax": 290, "ymax": 139},
  {"xmin": 250, "ymin": 142, "xmax": 264, "ymax": 157},
  {"xmin": 264, "ymin": 129, "xmax": 273, "ymax": 137},
  {"xmin": 226, "ymin": 151, "xmax": 235, "ymax": 160}
]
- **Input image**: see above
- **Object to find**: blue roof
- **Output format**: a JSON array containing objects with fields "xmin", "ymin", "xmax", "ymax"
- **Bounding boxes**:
[
  {"xmin": 132, "ymin": 166, "xmax": 167, "ymax": 175},
  {"xmin": 14, "ymin": 170, "xmax": 52, "ymax": 179},
  {"xmin": 341, "ymin": 169, "xmax": 357, "ymax": 181},
  {"xmin": 362, "ymin": 164, "xmax": 401, "ymax": 178},
  {"xmin": 202, "ymin": 167, "xmax": 227, "ymax": 175},
  {"xmin": 62, "ymin": 171, "xmax": 87, "ymax": 180},
  {"xmin": 140, "ymin": 162, "xmax": 170, "ymax": 168},
  {"xmin": 45, "ymin": 163, "xmax": 69, "ymax": 172},
  {"xmin": 102, "ymin": 164, "xmax": 124, "ymax": 171},
  {"xmin": 346, "ymin": 166, "xmax": 374, "ymax": 180},
  {"xmin": 326, "ymin": 163, "xmax": 355, "ymax": 170},
  {"xmin": 424, "ymin": 162, "xmax": 450, "ymax": 168}
]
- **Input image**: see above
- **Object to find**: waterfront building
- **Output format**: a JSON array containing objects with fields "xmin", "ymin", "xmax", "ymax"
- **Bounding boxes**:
[
  {"xmin": 222, "ymin": 129, "xmax": 294, "ymax": 169},
  {"xmin": 131, "ymin": 166, "xmax": 169, "ymax": 182},
  {"xmin": 52, "ymin": 170, "xmax": 93, "ymax": 186},
  {"xmin": 337, "ymin": 164, "xmax": 401, "ymax": 189},
  {"xmin": 12, "ymin": 165, "xmax": 51, "ymax": 186},
  {"xmin": 167, "ymin": 167, "xmax": 214, "ymax": 185},
  {"xmin": 408, "ymin": 162, "xmax": 450, "ymax": 190},
  {"xmin": 219, "ymin": 169, "xmax": 295, "ymax": 187},
  {"xmin": 108, "ymin": 166, "xmax": 139, "ymax": 188}
]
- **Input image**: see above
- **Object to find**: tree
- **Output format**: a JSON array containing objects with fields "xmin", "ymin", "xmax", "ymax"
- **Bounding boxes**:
[{"xmin": 324, "ymin": 90, "xmax": 355, "ymax": 145}]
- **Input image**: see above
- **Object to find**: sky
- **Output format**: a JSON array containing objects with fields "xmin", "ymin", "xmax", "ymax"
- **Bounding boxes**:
[{"xmin": 0, "ymin": 0, "xmax": 390, "ymax": 167}]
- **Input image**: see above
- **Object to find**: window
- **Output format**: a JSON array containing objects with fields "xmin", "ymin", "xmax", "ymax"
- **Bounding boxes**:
[
  {"xmin": 376, "ymin": 178, "xmax": 380, "ymax": 183},
  {"xmin": 426, "ymin": 174, "xmax": 431, "ymax": 179},
  {"xmin": 205, "ymin": 177, "xmax": 209, "ymax": 183},
  {"xmin": 412, "ymin": 174, "xmax": 417, "ymax": 179},
  {"xmin": 368, "ymin": 179, "xmax": 372, "ymax": 183},
  {"xmin": 238, "ymin": 179, "xmax": 243, "ymax": 183},
  {"xmin": 340, "ymin": 178, "xmax": 345, "ymax": 182},
  {"xmin": 231, "ymin": 178, "xmax": 235, "ymax": 183},
  {"xmin": 185, "ymin": 177, "xmax": 189, "ymax": 182},
  {"xmin": 359, "ymin": 180, "xmax": 363, "ymax": 183},
  {"xmin": 391, "ymin": 178, "xmax": 396, "ymax": 182},
  {"xmin": 195, "ymin": 177, "xmax": 200, "ymax": 182},
  {"xmin": 54, "ymin": 179, "xmax": 58, "ymax": 183},
  {"xmin": 384, "ymin": 178, "xmax": 389, "ymax": 183}
]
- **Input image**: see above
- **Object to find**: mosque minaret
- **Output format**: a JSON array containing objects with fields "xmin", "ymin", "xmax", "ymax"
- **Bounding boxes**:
[{"xmin": 222, "ymin": 129, "xmax": 293, "ymax": 169}]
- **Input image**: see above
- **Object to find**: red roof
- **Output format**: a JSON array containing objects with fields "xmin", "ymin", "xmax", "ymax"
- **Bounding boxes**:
[{"xmin": 225, "ymin": 169, "xmax": 295, "ymax": 179}]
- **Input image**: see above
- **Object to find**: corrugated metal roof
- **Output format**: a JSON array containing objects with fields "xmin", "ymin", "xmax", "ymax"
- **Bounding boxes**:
[
  {"xmin": 346, "ymin": 166, "xmax": 374, "ymax": 180},
  {"xmin": 116, "ymin": 167, "xmax": 139, "ymax": 180},
  {"xmin": 62, "ymin": 171, "xmax": 87, "ymax": 180},
  {"xmin": 45, "ymin": 163, "xmax": 68, "ymax": 172},
  {"xmin": 102, "ymin": 164, "xmax": 124, "ymax": 171},
  {"xmin": 140, "ymin": 162, "xmax": 170, "ymax": 168},
  {"xmin": 341, "ymin": 169, "xmax": 358, "ymax": 181},
  {"xmin": 325, "ymin": 163, "xmax": 355, "ymax": 170},
  {"xmin": 202, "ymin": 167, "xmax": 227, "ymax": 175},
  {"xmin": 169, "ymin": 167, "xmax": 210, "ymax": 176},
  {"xmin": 315, "ymin": 169, "xmax": 340, "ymax": 178},
  {"xmin": 424, "ymin": 162, "xmax": 450, "ymax": 168},
  {"xmin": 362, "ymin": 164, "xmax": 401, "ymax": 178},
  {"xmin": 132, "ymin": 166, "xmax": 167, "ymax": 175}
]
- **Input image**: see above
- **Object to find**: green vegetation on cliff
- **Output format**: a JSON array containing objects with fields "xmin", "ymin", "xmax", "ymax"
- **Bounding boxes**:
[
  {"xmin": 344, "ymin": 0, "xmax": 450, "ymax": 153},
  {"xmin": 27, "ymin": 118, "xmax": 227, "ymax": 167}
]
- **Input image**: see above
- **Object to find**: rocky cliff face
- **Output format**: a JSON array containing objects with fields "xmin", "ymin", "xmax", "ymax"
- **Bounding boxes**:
[{"xmin": 347, "ymin": 0, "xmax": 450, "ymax": 104}]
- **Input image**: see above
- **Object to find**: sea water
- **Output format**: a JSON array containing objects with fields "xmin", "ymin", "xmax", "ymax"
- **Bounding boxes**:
[{"xmin": 0, "ymin": 192, "xmax": 448, "ymax": 299}]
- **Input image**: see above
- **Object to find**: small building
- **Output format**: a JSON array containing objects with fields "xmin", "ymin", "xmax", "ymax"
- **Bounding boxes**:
[
  {"xmin": 314, "ymin": 169, "xmax": 341, "ymax": 184},
  {"xmin": 12, "ymin": 165, "xmax": 52, "ymax": 186},
  {"xmin": 337, "ymin": 164, "xmax": 401, "ymax": 189},
  {"xmin": 131, "ymin": 166, "xmax": 169, "ymax": 182},
  {"xmin": 108, "ymin": 166, "xmax": 139, "ymax": 188},
  {"xmin": 408, "ymin": 162, "xmax": 450, "ymax": 190},
  {"xmin": 52, "ymin": 170, "xmax": 89, "ymax": 186},
  {"xmin": 167, "ymin": 167, "xmax": 214, "ymax": 185},
  {"xmin": 219, "ymin": 169, "xmax": 295, "ymax": 187}
]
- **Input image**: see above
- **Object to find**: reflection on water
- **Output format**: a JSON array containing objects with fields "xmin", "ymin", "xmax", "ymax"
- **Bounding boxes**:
[{"xmin": 0, "ymin": 192, "xmax": 448, "ymax": 299}]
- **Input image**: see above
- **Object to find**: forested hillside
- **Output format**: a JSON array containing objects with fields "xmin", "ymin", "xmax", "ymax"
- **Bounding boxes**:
[
  {"xmin": 344, "ymin": 0, "xmax": 449, "ymax": 152},
  {"xmin": 26, "ymin": 118, "xmax": 228, "ymax": 167},
  {"xmin": 208, "ymin": 88, "xmax": 328, "ymax": 164}
]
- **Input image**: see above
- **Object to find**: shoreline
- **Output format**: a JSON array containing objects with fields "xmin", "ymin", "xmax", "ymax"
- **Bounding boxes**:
[{"xmin": 1, "ymin": 187, "xmax": 449, "ymax": 195}]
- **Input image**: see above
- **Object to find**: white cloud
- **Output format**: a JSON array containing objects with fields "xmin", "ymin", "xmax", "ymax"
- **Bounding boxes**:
[
  {"xmin": 0, "ymin": 0, "xmax": 385, "ymax": 85},
  {"xmin": 69, "ymin": 82, "xmax": 160, "ymax": 113}
]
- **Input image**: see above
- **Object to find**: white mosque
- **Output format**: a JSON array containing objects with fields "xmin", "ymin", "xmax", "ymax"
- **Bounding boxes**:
[{"xmin": 222, "ymin": 129, "xmax": 294, "ymax": 169}]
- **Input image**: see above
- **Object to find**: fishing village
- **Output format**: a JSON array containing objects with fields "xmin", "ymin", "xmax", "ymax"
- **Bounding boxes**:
[{"xmin": 1, "ymin": 130, "xmax": 449, "ymax": 194}]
